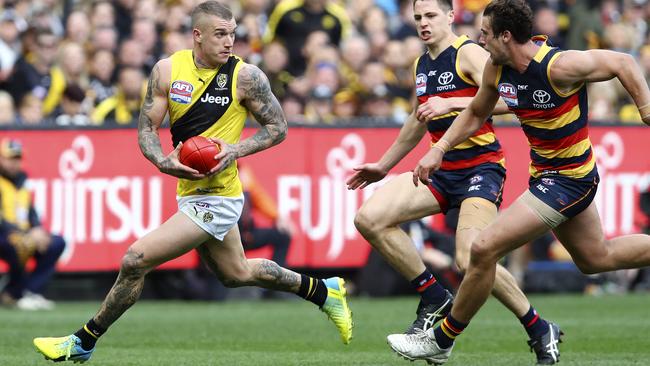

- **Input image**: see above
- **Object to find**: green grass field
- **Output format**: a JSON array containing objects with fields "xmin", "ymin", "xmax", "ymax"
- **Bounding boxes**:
[{"xmin": 2, "ymin": 294, "xmax": 650, "ymax": 366}]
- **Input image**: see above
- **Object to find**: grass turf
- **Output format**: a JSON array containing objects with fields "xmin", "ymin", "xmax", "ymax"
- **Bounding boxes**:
[{"xmin": 2, "ymin": 294, "xmax": 649, "ymax": 365}]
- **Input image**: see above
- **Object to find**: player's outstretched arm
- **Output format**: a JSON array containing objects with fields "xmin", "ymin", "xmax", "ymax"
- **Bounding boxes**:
[
  {"xmin": 346, "ymin": 109, "xmax": 426, "ymax": 190},
  {"xmin": 550, "ymin": 49, "xmax": 650, "ymax": 125},
  {"xmin": 137, "ymin": 59, "xmax": 204, "ymax": 180},
  {"xmin": 412, "ymin": 60, "xmax": 500, "ymax": 186}
]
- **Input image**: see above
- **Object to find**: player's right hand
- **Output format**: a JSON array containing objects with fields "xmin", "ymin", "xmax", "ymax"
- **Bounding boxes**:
[
  {"xmin": 159, "ymin": 142, "xmax": 206, "ymax": 180},
  {"xmin": 346, "ymin": 163, "xmax": 388, "ymax": 190},
  {"xmin": 412, "ymin": 148, "xmax": 443, "ymax": 186}
]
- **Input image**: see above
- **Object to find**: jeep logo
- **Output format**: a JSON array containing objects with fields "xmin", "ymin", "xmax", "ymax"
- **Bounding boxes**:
[{"xmin": 200, "ymin": 93, "xmax": 230, "ymax": 106}]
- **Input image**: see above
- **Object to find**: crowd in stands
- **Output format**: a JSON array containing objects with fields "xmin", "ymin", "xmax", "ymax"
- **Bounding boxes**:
[{"xmin": 1, "ymin": 0, "xmax": 650, "ymax": 128}]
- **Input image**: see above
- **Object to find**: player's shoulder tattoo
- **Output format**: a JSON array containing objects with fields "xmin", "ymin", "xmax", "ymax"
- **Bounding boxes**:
[
  {"xmin": 237, "ymin": 63, "xmax": 284, "ymax": 127},
  {"xmin": 238, "ymin": 63, "xmax": 273, "ymax": 101}
]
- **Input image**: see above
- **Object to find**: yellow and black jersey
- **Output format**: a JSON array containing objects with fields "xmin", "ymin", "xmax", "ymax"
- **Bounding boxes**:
[
  {"xmin": 0, "ymin": 173, "xmax": 38, "ymax": 231},
  {"xmin": 168, "ymin": 50, "xmax": 247, "ymax": 197}
]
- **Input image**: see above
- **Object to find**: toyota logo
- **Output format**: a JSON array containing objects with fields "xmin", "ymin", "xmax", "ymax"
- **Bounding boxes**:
[
  {"xmin": 533, "ymin": 90, "xmax": 551, "ymax": 104},
  {"xmin": 438, "ymin": 72, "xmax": 454, "ymax": 85}
]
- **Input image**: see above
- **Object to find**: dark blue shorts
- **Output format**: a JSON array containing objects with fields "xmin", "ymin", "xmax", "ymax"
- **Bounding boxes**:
[
  {"xmin": 528, "ymin": 169, "xmax": 600, "ymax": 219},
  {"xmin": 428, "ymin": 163, "xmax": 506, "ymax": 213}
]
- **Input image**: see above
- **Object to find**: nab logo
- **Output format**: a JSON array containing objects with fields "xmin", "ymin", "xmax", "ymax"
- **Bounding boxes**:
[
  {"xmin": 438, "ymin": 72, "xmax": 454, "ymax": 85},
  {"xmin": 170, "ymin": 80, "xmax": 193, "ymax": 104},
  {"xmin": 200, "ymin": 93, "xmax": 230, "ymax": 106},
  {"xmin": 533, "ymin": 90, "xmax": 551, "ymax": 104}
]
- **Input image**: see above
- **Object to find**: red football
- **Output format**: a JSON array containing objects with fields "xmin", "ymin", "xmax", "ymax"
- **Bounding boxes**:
[{"xmin": 179, "ymin": 136, "xmax": 221, "ymax": 174}]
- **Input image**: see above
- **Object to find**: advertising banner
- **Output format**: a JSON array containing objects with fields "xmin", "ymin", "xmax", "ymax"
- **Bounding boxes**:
[{"xmin": 3, "ymin": 126, "xmax": 648, "ymax": 270}]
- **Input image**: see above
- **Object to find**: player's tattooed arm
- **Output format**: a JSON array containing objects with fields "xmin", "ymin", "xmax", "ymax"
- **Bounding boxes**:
[
  {"xmin": 236, "ymin": 63, "xmax": 288, "ymax": 158},
  {"xmin": 137, "ymin": 60, "xmax": 177, "ymax": 172}
]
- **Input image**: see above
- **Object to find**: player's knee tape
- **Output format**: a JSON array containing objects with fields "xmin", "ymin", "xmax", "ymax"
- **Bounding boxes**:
[
  {"xmin": 457, "ymin": 197, "xmax": 497, "ymax": 231},
  {"xmin": 520, "ymin": 190, "xmax": 568, "ymax": 228}
]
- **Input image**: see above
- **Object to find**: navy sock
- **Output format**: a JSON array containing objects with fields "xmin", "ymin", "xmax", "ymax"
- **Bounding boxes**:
[
  {"xmin": 410, "ymin": 270, "xmax": 447, "ymax": 305},
  {"xmin": 297, "ymin": 275, "xmax": 327, "ymax": 307},
  {"xmin": 519, "ymin": 306, "xmax": 549, "ymax": 338},
  {"xmin": 73, "ymin": 319, "xmax": 105, "ymax": 351},
  {"xmin": 434, "ymin": 314, "xmax": 467, "ymax": 349}
]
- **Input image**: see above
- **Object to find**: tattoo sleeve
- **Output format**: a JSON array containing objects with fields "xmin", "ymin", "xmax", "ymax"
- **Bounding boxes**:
[
  {"xmin": 137, "ymin": 64, "xmax": 168, "ymax": 169},
  {"xmin": 237, "ymin": 64, "xmax": 288, "ymax": 158},
  {"xmin": 94, "ymin": 248, "xmax": 147, "ymax": 328}
]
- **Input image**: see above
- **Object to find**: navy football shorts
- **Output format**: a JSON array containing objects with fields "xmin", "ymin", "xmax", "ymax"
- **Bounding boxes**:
[
  {"xmin": 428, "ymin": 163, "xmax": 506, "ymax": 213},
  {"xmin": 527, "ymin": 168, "xmax": 600, "ymax": 219}
]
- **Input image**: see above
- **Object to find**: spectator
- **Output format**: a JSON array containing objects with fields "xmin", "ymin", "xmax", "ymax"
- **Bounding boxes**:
[
  {"xmin": 339, "ymin": 35, "xmax": 370, "ymax": 94},
  {"xmin": 52, "ymin": 84, "xmax": 91, "ymax": 127},
  {"xmin": 91, "ymin": 66, "xmax": 144, "ymax": 126},
  {"xmin": 89, "ymin": 1, "xmax": 115, "ymax": 29},
  {"xmin": 261, "ymin": 41, "xmax": 293, "ymax": 100},
  {"xmin": 0, "ymin": 90, "xmax": 16, "ymax": 125},
  {"xmin": 117, "ymin": 38, "xmax": 147, "ymax": 73},
  {"xmin": 16, "ymin": 93, "xmax": 43, "ymax": 126},
  {"xmin": 304, "ymin": 84, "xmax": 336, "ymax": 124},
  {"xmin": 264, "ymin": 0, "xmax": 351, "ymax": 76},
  {"xmin": 0, "ymin": 138, "xmax": 65, "ymax": 310},
  {"xmin": 392, "ymin": 0, "xmax": 418, "ymax": 39},
  {"xmin": 64, "ymin": 11, "xmax": 91, "ymax": 45},
  {"xmin": 89, "ymin": 26, "xmax": 118, "ymax": 53},
  {"xmin": 88, "ymin": 49, "xmax": 116, "ymax": 106},
  {"xmin": 0, "ymin": 10, "xmax": 24, "ymax": 83},
  {"xmin": 533, "ymin": 6, "xmax": 566, "ymax": 48},
  {"xmin": 130, "ymin": 18, "xmax": 159, "ymax": 72},
  {"xmin": 5, "ymin": 29, "xmax": 63, "ymax": 114},
  {"xmin": 58, "ymin": 42, "xmax": 88, "ymax": 90},
  {"xmin": 163, "ymin": 4, "xmax": 191, "ymax": 34},
  {"xmin": 162, "ymin": 31, "xmax": 191, "ymax": 59},
  {"xmin": 332, "ymin": 89, "xmax": 359, "ymax": 119}
]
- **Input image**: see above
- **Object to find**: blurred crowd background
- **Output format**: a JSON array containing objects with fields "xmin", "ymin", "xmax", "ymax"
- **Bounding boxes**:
[{"xmin": 1, "ymin": 0, "xmax": 650, "ymax": 128}]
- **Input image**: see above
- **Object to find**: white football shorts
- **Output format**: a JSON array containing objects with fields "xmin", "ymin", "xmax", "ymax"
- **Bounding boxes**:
[{"xmin": 177, "ymin": 194, "xmax": 244, "ymax": 240}]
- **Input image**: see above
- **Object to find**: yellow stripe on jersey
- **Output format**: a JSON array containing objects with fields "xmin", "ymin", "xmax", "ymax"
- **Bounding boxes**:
[
  {"xmin": 547, "ymin": 52, "xmax": 585, "ymax": 97},
  {"xmin": 494, "ymin": 65, "xmax": 503, "ymax": 88},
  {"xmin": 532, "ymin": 137, "xmax": 591, "ymax": 159},
  {"xmin": 521, "ymin": 103, "xmax": 580, "ymax": 129},
  {"xmin": 453, "ymin": 36, "xmax": 477, "ymax": 86},
  {"xmin": 530, "ymin": 153, "xmax": 596, "ymax": 178},
  {"xmin": 533, "ymin": 41, "xmax": 553, "ymax": 63},
  {"xmin": 454, "ymin": 132, "xmax": 497, "ymax": 149},
  {"xmin": 429, "ymin": 110, "xmax": 460, "ymax": 121}
]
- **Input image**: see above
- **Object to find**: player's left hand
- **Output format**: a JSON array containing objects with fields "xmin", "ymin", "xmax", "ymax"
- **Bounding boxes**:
[
  {"xmin": 412, "ymin": 148, "xmax": 444, "ymax": 186},
  {"xmin": 416, "ymin": 96, "xmax": 455, "ymax": 122},
  {"xmin": 206, "ymin": 137, "xmax": 238, "ymax": 176}
]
